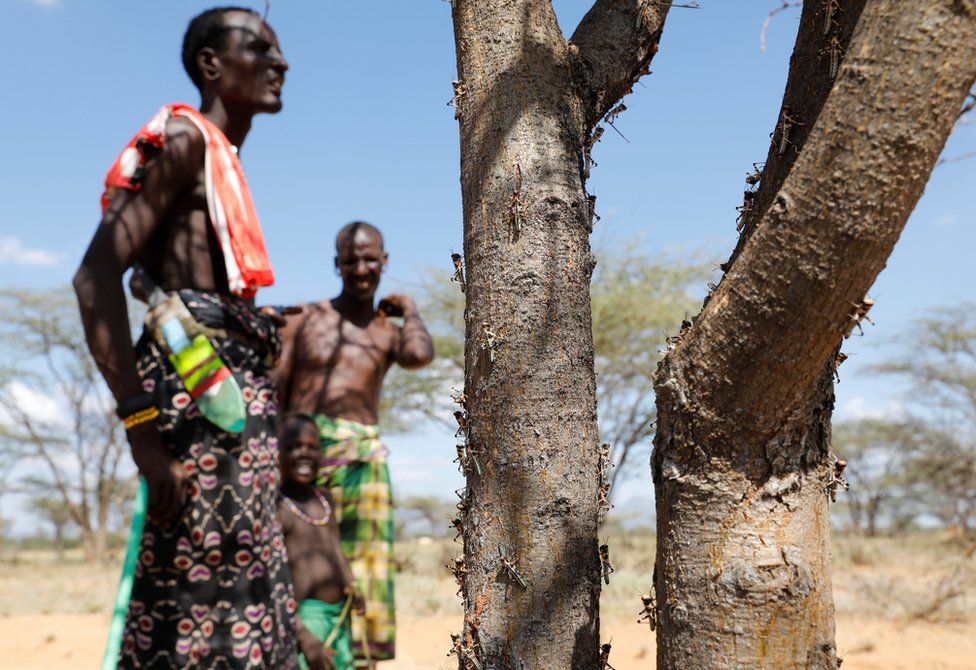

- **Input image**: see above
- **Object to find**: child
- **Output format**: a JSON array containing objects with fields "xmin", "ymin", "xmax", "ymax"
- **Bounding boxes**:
[{"xmin": 279, "ymin": 413, "xmax": 364, "ymax": 670}]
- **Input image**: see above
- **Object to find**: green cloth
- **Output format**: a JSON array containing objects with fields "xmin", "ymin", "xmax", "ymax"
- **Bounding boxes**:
[
  {"xmin": 298, "ymin": 598, "xmax": 354, "ymax": 670},
  {"xmin": 315, "ymin": 415, "xmax": 396, "ymax": 663},
  {"xmin": 102, "ymin": 478, "xmax": 147, "ymax": 670}
]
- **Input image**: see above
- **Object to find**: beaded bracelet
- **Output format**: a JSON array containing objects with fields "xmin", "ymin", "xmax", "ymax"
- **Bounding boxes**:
[{"xmin": 123, "ymin": 406, "xmax": 160, "ymax": 430}]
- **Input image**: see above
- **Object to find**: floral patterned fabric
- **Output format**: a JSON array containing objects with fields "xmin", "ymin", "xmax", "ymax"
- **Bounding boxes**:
[{"xmin": 117, "ymin": 290, "xmax": 297, "ymax": 669}]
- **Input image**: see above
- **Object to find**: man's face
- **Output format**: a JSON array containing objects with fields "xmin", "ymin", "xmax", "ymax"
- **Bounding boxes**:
[
  {"xmin": 211, "ymin": 11, "xmax": 288, "ymax": 114},
  {"xmin": 335, "ymin": 231, "xmax": 387, "ymax": 301},
  {"xmin": 279, "ymin": 422, "xmax": 321, "ymax": 486}
]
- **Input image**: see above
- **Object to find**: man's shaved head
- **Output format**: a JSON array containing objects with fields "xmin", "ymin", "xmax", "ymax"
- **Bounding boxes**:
[{"xmin": 335, "ymin": 221, "xmax": 383, "ymax": 252}]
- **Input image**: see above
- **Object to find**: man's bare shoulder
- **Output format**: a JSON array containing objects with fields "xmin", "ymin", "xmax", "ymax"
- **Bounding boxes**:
[
  {"xmin": 294, "ymin": 300, "xmax": 339, "ymax": 327},
  {"xmin": 165, "ymin": 116, "xmax": 205, "ymax": 145},
  {"xmin": 157, "ymin": 117, "xmax": 206, "ymax": 171},
  {"xmin": 301, "ymin": 300, "xmax": 338, "ymax": 318}
]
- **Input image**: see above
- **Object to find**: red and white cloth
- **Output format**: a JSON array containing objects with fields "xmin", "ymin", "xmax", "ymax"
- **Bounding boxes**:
[{"xmin": 101, "ymin": 104, "xmax": 274, "ymax": 298}]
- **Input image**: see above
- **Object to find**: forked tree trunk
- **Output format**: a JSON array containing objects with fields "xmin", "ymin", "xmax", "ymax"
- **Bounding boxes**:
[
  {"xmin": 450, "ymin": 1, "xmax": 670, "ymax": 668},
  {"xmin": 653, "ymin": 2, "xmax": 976, "ymax": 669}
]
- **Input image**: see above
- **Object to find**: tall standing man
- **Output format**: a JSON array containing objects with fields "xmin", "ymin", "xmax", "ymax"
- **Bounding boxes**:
[
  {"xmin": 74, "ymin": 7, "xmax": 299, "ymax": 668},
  {"xmin": 274, "ymin": 221, "xmax": 435, "ymax": 666}
]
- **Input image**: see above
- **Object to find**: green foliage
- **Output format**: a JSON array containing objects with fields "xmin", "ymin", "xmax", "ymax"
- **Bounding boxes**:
[
  {"xmin": 832, "ymin": 418, "xmax": 917, "ymax": 535},
  {"xmin": 379, "ymin": 267, "xmax": 465, "ymax": 433},
  {"xmin": 590, "ymin": 241, "xmax": 709, "ymax": 484},
  {"xmin": 867, "ymin": 304, "xmax": 976, "ymax": 535}
]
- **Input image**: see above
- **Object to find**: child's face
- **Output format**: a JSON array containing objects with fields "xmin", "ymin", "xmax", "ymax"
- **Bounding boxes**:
[{"xmin": 280, "ymin": 422, "xmax": 321, "ymax": 486}]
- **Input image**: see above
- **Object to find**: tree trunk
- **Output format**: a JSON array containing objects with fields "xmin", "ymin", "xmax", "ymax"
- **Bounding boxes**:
[
  {"xmin": 865, "ymin": 497, "xmax": 881, "ymax": 538},
  {"xmin": 54, "ymin": 522, "xmax": 65, "ymax": 560},
  {"xmin": 450, "ymin": 1, "xmax": 669, "ymax": 667},
  {"xmin": 653, "ymin": 2, "xmax": 976, "ymax": 669}
]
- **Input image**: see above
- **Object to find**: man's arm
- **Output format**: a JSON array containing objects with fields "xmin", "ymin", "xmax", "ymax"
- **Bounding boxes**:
[
  {"xmin": 73, "ymin": 118, "xmax": 203, "ymax": 526},
  {"xmin": 270, "ymin": 310, "xmax": 305, "ymax": 410},
  {"xmin": 377, "ymin": 294, "xmax": 434, "ymax": 369}
]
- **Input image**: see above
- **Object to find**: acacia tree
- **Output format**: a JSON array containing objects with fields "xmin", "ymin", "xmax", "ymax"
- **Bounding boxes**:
[
  {"xmin": 832, "ymin": 419, "xmax": 913, "ymax": 536},
  {"xmin": 450, "ymin": 1, "xmax": 976, "ymax": 669},
  {"xmin": 449, "ymin": 2, "xmax": 670, "ymax": 667},
  {"xmin": 381, "ymin": 241, "xmax": 705, "ymax": 488},
  {"xmin": 652, "ymin": 2, "xmax": 976, "ymax": 669},
  {"xmin": 871, "ymin": 304, "xmax": 976, "ymax": 535},
  {"xmin": 0, "ymin": 288, "xmax": 132, "ymax": 562}
]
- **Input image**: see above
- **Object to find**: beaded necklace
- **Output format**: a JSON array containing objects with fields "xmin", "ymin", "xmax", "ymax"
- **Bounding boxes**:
[{"xmin": 281, "ymin": 488, "xmax": 332, "ymax": 526}]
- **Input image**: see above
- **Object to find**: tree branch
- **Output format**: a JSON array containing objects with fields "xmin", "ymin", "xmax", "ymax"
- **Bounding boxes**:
[
  {"xmin": 663, "ymin": 0, "xmax": 976, "ymax": 447},
  {"xmin": 570, "ymin": 0, "xmax": 672, "ymax": 128}
]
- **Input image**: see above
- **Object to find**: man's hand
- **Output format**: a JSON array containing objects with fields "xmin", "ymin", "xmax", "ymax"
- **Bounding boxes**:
[
  {"xmin": 128, "ymin": 424, "xmax": 189, "ymax": 527},
  {"xmin": 346, "ymin": 585, "xmax": 367, "ymax": 616},
  {"xmin": 377, "ymin": 294, "xmax": 417, "ymax": 318},
  {"xmin": 297, "ymin": 626, "xmax": 336, "ymax": 670},
  {"xmin": 259, "ymin": 304, "xmax": 303, "ymax": 327}
]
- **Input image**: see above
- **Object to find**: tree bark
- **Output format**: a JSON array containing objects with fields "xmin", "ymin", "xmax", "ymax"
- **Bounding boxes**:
[
  {"xmin": 450, "ymin": 1, "xmax": 669, "ymax": 668},
  {"xmin": 653, "ymin": 2, "xmax": 976, "ymax": 669}
]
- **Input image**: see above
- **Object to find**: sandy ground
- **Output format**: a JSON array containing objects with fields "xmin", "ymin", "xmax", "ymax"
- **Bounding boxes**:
[{"xmin": 2, "ymin": 612, "xmax": 974, "ymax": 669}]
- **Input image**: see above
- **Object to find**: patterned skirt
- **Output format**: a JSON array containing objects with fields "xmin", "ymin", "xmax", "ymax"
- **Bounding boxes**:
[
  {"xmin": 315, "ymin": 416, "xmax": 395, "ymax": 664},
  {"xmin": 118, "ymin": 291, "xmax": 297, "ymax": 669}
]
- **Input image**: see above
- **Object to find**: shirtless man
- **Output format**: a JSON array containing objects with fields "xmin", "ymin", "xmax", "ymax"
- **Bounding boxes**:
[
  {"xmin": 274, "ymin": 221, "xmax": 434, "ymax": 665},
  {"xmin": 73, "ymin": 7, "xmax": 297, "ymax": 668}
]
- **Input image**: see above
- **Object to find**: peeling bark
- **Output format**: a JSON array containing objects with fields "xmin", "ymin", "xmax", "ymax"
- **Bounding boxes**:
[
  {"xmin": 654, "ymin": 2, "xmax": 976, "ymax": 669},
  {"xmin": 450, "ymin": 1, "xmax": 670, "ymax": 668}
]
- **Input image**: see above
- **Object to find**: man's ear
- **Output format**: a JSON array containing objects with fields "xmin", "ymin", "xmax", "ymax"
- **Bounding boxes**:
[
  {"xmin": 334, "ymin": 256, "xmax": 341, "ymax": 276},
  {"xmin": 382, "ymin": 252, "xmax": 389, "ymax": 269},
  {"xmin": 197, "ymin": 47, "xmax": 221, "ymax": 83}
]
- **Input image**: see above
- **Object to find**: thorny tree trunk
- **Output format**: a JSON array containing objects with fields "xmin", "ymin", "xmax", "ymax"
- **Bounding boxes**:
[
  {"xmin": 653, "ymin": 2, "xmax": 976, "ymax": 669},
  {"xmin": 450, "ymin": 1, "xmax": 669, "ymax": 668}
]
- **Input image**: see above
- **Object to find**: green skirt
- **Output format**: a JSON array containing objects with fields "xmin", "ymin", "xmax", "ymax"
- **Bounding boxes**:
[{"xmin": 298, "ymin": 598, "xmax": 354, "ymax": 670}]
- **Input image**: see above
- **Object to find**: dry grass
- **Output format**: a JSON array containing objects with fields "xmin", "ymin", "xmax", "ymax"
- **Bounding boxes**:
[
  {"xmin": 2, "ymin": 530, "xmax": 972, "ymax": 623},
  {"xmin": 2, "ymin": 531, "xmax": 976, "ymax": 670},
  {"xmin": 832, "ymin": 532, "xmax": 976, "ymax": 623}
]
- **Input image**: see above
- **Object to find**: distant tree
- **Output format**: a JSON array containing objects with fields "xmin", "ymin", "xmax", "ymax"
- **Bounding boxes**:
[
  {"xmin": 381, "ymin": 237, "xmax": 707, "ymax": 493},
  {"xmin": 832, "ymin": 419, "xmax": 914, "ymax": 536},
  {"xmin": 397, "ymin": 495, "xmax": 455, "ymax": 538},
  {"xmin": 29, "ymin": 494, "xmax": 75, "ymax": 558},
  {"xmin": 590, "ymin": 242, "xmax": 707, "ymax": 489},
  {"xmin": 873, "ymin": 304, "xmax": 976, "ymax": 536},
  {"xmin": 0, "ymin": 433, "xmax": 22, "ymax": 554},
  {"xmin": 0, "ymin": 288, "xmax": 133, "ymax": 562},
  {"xmin": 379, "ymin": 267, "xmax": 465, "ymax": 434}
]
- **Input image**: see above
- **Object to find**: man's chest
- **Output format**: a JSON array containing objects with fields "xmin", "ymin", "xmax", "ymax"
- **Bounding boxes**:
[{"xmin": 299, "ymin": 317, "xmax": 395, "ymax": 369}]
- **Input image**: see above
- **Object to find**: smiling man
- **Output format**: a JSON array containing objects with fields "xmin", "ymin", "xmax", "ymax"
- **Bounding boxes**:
[
  {"xmin": 274, "ymin": 221, "xmax": 434, "ymax": 666},
  {"xmin": 73, "ymin": 6, "xmax": 296, "ymax": 668}
]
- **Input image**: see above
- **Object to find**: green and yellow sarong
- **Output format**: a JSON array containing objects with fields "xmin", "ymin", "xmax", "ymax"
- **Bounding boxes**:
[
  {"xmin": 298, "ymin": 598, "xmax": 354, "ymax": 670},
  {"xmin": 315, "ymin": 416, "xmax": 395, "ymax": 664}
]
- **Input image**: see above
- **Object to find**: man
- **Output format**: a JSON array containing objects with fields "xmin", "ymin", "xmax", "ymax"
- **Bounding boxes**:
[
  {"xmin": 274, "ymin": 222, "xmax": 434, "ymax": 665},
  {"xmin": 74, "ymin": 7, "xmax": 296, "ymax": 668}
]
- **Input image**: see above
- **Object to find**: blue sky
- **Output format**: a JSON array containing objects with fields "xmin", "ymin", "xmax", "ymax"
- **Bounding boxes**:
[{"xmin": 2, "ymin": 0, "xmax": 974, "ymax": 525}]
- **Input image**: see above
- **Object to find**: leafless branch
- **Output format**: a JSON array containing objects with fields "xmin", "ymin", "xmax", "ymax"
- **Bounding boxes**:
[
  {"xmin": 760, "ymin": 1, "xmax": 801, "ymax": 53},
  {"xmin": 936, "ymin": 149, "xmax": 976, "ymax": 166}
]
